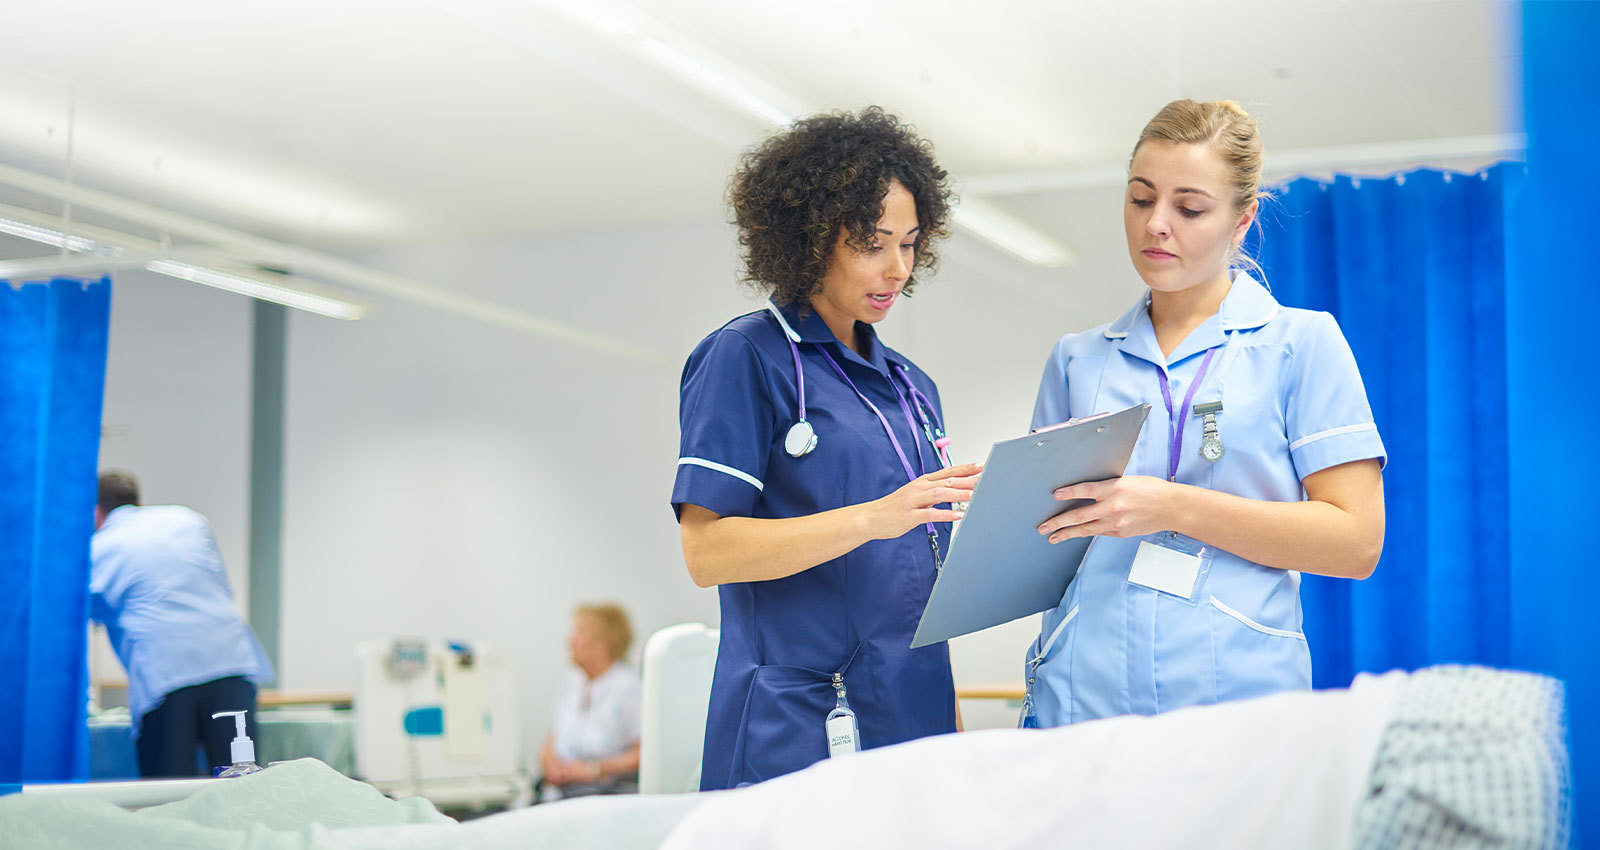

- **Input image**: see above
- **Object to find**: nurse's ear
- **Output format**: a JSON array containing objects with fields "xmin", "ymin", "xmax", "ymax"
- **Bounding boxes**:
[{"xmin": 1231, "ymin": 197, "xmax": 1260, "ymax": 248}]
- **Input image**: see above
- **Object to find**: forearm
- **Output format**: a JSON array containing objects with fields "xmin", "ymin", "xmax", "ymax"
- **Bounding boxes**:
[
  {"xmin": 680, "ymin": 504, "xmax": 877, "ymax": 587},
  {"xmin": 595, "ymin": 743, "xmax": 641, "ymax": 779},
  {"xmin": 1167, "ymin": 484, "xmax": 1382, "ymax": 578}
]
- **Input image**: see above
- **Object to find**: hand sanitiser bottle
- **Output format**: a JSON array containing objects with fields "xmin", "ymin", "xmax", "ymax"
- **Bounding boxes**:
[
  {"xmin": 825, "ymin": 673, "xmax": 859, "ymax": 758},
  {"xmin": 211, "ymin": 710, "xmax": 264, "ymax": 777}
]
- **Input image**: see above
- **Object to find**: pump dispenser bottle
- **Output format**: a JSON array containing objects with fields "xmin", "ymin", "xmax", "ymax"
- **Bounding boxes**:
[{"xmin": 211, "ymin": 710, "xmax": 264, "ymax": 777}]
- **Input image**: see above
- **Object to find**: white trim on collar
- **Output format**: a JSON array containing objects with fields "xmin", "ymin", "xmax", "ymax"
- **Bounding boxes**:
[
  {"xmin": 1221, "ymin": 305, "xmax": 1279, "ymax": 331},
  {"xmin": 1101, "ymin": 272, "xmax": 1279, "ymax": 340},
  {"xmin": 765, "ymin": 301, "xmax": 802, "ymax": 343}
]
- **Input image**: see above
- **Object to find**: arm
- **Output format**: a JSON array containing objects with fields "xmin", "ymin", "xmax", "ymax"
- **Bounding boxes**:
[
  {"xmin": 1039, "ymin": 458, "xmax": 1384, "ymax": 579},
  {"xmin": 539, "ymin": 733, "xmax": 569, "ymax": 784},
  {"xmin": 589, "ymin": 742, "xmax": 641, "ymax": 781},
  {"xmin": 540, "ymin": 736, "xmax": 592, "ymax": 787},
  {"xmin": 679, "ymin": 462, "xmax": 982, "ymax": 587}
]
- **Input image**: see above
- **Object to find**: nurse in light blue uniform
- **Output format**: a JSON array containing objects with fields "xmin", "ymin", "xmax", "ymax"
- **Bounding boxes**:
[
  {"xmin": 1024, "ymin": 99, "xmax": 1387, "ymax": 727},
  {"xmin": 674, "ymin": 109, "xmax": 981, "ymax": 789}
]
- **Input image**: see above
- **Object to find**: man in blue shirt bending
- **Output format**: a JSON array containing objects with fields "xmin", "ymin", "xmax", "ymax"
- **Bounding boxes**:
[{"xmin": 90, "ymin": 471, "xmax": 275, "ymax": 777}]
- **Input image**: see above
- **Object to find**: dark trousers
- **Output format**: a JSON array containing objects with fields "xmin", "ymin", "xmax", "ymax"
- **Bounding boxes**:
[{"xmin": 135, "ymin": 676, "xmax": 258, "ymax": 778}]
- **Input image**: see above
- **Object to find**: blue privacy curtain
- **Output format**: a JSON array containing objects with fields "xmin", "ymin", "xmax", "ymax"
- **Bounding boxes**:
[
  {"xmin": 1506, "ymin": 1, "xmax": 1596, "ymax": 840},
  {"xmin": 1251, "ymin": 0, "xmax": 1598, "ymax": 831},
  {"xmin": 1250, "ymin": 164, "xmax": 1517, "ymax": 688},
  {"xmin": 0, "ymin": 276, "xmax": 111, "ymax": 784}
]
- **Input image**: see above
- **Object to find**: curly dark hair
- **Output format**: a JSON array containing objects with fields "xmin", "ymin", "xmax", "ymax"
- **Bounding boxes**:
[{"xmin": 729, "ymin": 107, "xmax": 954, "ymax": 308}]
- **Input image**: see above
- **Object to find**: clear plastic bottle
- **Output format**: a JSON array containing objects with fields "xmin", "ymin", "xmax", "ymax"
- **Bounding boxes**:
[
  {"xmin": 211, "ymin": 710, "xmax": 265, "ymax": 777},
  {"xmin": 825, "ymin": 673, "xmax": 860, "ymax": 758}
]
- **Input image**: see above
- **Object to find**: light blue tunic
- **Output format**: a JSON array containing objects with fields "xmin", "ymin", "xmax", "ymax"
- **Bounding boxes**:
[
  {"xmin": 91, "ymin": 505, "xmax": 275, "ymax": 734},
  {"xmin": 1027, "ymin": 273, "xmax": 1386, "ymax": 725}
]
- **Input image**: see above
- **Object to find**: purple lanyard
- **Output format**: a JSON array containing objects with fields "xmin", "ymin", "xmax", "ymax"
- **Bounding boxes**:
[
  {"xmin": 814, "ymin": 347, "xmax": 938, "ymax": 538},
  {"xmin": 1155, "ymin": 346, "xmax": 1219, "ymax": 482},
  {"xmin": 892, "ymin": 364, "xmax": 953, "ymax": 468}
]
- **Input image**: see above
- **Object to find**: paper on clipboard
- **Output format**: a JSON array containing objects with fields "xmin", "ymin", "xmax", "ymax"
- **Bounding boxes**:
[{"xmin": 910, "ymin": 403, "xmax": 1151, "ymax": 648}]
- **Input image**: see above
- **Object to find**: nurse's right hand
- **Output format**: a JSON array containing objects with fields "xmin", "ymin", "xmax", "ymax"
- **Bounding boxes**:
[{"xmin": 864, "ymin": 462, "xmax": 982, "ymax": 540}]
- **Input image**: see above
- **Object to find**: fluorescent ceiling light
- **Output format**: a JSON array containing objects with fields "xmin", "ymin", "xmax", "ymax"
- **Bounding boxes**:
[
  {"xmin": 632, "ymin": 36, "xmax": 794, "ymax": 126},
  {"xmin": 550, "ymin": 0, "xmax": 795, "ymax": 127},
  {"xmin": 0, "ymin": 215, "xmax": 119, "ymax": 255},
  {"xmin": 144, "ymin": 260, "xmax": 366, "ymax": 321},
  {"xmin": 951, "ymin": 199, "xmax": 1074, "ymax": 268}
]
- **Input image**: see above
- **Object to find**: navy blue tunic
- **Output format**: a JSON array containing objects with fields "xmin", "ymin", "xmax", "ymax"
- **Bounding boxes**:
[{"xmin": 672, "ymin": 302, "xmax": 956, "ymax": 790}]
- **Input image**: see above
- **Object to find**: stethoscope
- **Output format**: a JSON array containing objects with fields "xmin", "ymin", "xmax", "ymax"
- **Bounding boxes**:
[
  {"xmin": 767, "ymin": 301, "xmax": 955, "ymax": 571},
  {"xmin": 767, "ymin": 303, "xmax": 952, "ymax": 468}
]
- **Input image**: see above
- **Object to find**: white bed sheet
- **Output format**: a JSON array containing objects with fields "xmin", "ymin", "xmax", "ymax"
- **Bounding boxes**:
[{"xmin": 661, "ymin": 670, "xmax": 1406, "ymax": 850}]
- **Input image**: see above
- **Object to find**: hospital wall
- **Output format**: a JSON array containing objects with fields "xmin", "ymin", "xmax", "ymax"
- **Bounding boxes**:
[
  {"xmin": 92, "ymin": 180, "xmax": 1147, "ymax": 755},
  {"xmin": 92, "ymin": 274, "xmax": 256, "ymax": 686}
]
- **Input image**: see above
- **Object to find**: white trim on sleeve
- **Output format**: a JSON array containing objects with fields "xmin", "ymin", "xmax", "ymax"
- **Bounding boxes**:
[
  {"xmin": 677, "ymin": 457, "xmax": 765, "ymax": 492},
  {"xmin": 1288, "ymin": 423, "xmax": 1378, "ymax": 453},
  {"xmin": 1209, "ymin": 596, "xmax": 1307, "ymax": 640}
]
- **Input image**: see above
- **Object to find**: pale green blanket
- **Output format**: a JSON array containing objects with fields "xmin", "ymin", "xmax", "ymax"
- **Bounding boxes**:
[{"xmin": 0, "ymin": 759, "xmax": 699, "ymax": 850}]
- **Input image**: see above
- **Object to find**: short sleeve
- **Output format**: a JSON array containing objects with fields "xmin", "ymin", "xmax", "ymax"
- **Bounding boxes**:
[
  {"xmin": 1030, "ymin": 340, "xmax": 1071, "ymax": 432},
  {"xmin": 672, "ymin": 329, "xmax": 776, "ymax": 520},
  {"xmin": 1283, "ymin": 312, "xmax": 1388, "ymax": 479}
]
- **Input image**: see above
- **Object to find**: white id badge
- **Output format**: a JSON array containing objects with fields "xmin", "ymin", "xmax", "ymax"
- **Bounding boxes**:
[
  {"xmin": 1127, "ymin": 533, "xmax": 1213, "ymax": 605},
  {"xmin": 826, "ymin": 713, "xmax": 859, "ymax": 757}
]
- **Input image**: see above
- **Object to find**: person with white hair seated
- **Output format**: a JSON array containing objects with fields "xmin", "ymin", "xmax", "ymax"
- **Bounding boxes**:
[{"xmin": 537, "ymin": 603, "xmax": 641, "ymax": 801}]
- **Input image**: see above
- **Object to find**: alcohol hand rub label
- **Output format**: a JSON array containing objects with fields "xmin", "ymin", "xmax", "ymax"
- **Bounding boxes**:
[{"xmin": 826, "ymin": 715, "xmax": 859, "ymax": 757}]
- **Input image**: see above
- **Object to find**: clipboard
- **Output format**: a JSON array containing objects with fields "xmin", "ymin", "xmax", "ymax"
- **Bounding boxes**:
[{"xmin": 910, "ymin": 403, "xmax": 1151, "ymax": 648}]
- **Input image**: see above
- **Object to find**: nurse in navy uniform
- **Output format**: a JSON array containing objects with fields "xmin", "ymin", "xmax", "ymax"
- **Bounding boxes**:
[{"xmin": 672, "ymin": 107, "xmax": 980, "ymax": 790}]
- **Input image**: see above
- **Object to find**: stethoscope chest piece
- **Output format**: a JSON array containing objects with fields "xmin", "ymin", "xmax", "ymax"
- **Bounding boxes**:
[{"xmin": 784, "ymin": 420, "xmax": 818, "ymax": 458}]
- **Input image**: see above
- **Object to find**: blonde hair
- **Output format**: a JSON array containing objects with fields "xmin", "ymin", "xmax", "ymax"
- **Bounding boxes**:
[
  {"xmin": 1131, "ymin": 99, "xmax": 1267, "ymax": 276},
  {"xmin": 576, "ymin": 603, "xmax": 633, "ymax": 661}
]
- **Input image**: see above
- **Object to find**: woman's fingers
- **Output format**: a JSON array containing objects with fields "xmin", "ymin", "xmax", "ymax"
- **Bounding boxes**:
[
  {"xmin": 1047, "ymin": 523, "xmax": 1100, "ymax": 544},
  {"xmin": 1039, "ymin": 503, "xmax": 1099, "ymax": 537},
  {"xmin": 1054, "ymin": 478, "xmax": 1112, "ymax": 501},
  {"xmin": 927, "ymin": 462, "xmax": 983, "ymax": 481},
  {"xmin": 945, "ymin": 474, "xmax": 981, "ymax": 490},
  {"xmin": 918, "ymin": 507, "xmax": 965, "ymax": 524}
]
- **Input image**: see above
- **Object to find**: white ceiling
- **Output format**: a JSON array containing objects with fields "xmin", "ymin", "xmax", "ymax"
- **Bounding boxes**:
[{"xmin": 0, "ymin": 0, "xmax": 1518, "ymax": 261}]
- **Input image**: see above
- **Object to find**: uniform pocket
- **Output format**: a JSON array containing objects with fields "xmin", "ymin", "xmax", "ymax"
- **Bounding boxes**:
[
  {"xmin": 734, "ymin": 663, "xmax": 834, "ymax": 786},
  {"xmin": 1207, "ymin": 594, "xmax": 1311, "ymax": 703},
  {"xmin": 1208, "ymin": 595, "xmax": 1305, "ymax": 640}
]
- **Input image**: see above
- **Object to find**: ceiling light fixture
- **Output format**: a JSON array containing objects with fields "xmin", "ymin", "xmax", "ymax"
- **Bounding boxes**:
[
  {"xmin": 951, "ymin": 198, "xmax": 1074, "ymax": 268},
  {"xmin": 550, "ymin": 0, "xmax": 796, "ymax": 128},
  {"xmin": 144, "ymin": 260, "xmax": 366, "ymax": 321},
  {"xmin": 0, "ymin": 215, "xmax": 118, "ymax": 256}
]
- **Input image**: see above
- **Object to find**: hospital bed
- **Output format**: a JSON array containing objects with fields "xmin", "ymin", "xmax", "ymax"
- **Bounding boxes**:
[{"xmin": 0, "ymin": 664, "xmax": 1569, "ymax": 849}]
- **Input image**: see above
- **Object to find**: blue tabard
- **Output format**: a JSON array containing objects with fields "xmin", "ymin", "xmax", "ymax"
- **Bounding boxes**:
[{"xmin": 672, "ymin": 303, "xmax": 956, "ymax": 789}]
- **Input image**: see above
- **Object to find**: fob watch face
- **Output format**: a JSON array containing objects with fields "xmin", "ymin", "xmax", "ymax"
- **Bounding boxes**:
[{"xmin": 1200, "ymin": 437, "xmax": 1224, "ymax": 462}]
